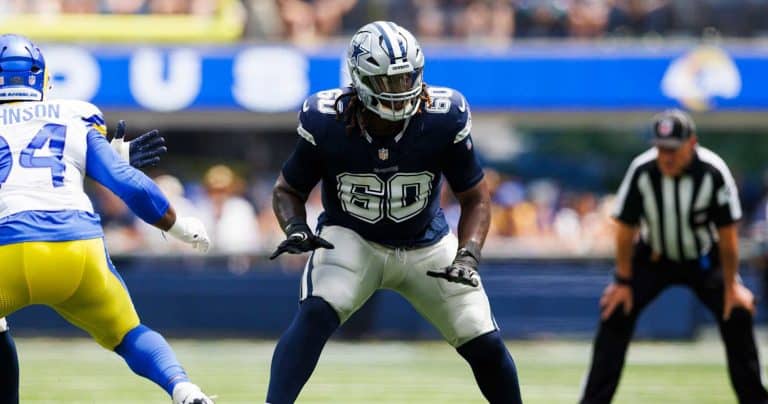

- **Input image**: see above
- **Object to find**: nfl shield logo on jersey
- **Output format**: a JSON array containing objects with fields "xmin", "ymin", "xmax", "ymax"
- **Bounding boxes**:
[{"xmin": 378, "ymin": 148, "xmax": 389, "ymax": 161}]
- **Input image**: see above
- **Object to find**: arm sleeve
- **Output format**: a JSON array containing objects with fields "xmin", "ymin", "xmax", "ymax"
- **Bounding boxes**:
[
  {"xmin": 612, "ymin": 163, "xmax": 643, "ymax": 226},
  {"xmin": 712, "ymin": 170, "xmax": 743, "ymax": 226},
  {"xmin": 85, "ymin": 130, "xmax": 169, "ymax": 224}
]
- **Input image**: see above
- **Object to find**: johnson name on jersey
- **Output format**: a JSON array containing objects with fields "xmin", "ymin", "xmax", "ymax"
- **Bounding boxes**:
[
  {"xmin": 282, "ymin": 86, "xmax": 482, "ymax": 248},
  {"xmin": 0, "ymin": 99, "xmax": 167, "ymax": 245}
]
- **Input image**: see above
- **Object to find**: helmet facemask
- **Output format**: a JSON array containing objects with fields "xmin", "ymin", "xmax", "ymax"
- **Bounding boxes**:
[{"xmin": 354, "ymin": 67, "xmax": 423, "ymax": 121}]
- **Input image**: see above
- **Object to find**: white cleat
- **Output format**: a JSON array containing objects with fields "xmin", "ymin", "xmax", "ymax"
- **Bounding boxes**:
[{"xmin": 172, "ymin": 382, "xmax": 214, "ymax": 404}]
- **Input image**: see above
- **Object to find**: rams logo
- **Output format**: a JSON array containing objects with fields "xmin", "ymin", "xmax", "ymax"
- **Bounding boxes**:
[{"xmin": 661, "ymin": 45, "xmax": 741, "ymax": 111}]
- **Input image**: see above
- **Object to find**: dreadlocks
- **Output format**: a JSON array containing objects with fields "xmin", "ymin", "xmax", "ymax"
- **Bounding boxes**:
[{"xmin": 333, "ymin": 83, "xmax": 432, "ymax": 135}]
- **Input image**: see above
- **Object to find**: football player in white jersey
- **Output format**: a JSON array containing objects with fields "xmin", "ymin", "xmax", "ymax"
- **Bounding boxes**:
[{"xmin": 0, "ymin": 34, "xmax": 213, "ymax": 404}]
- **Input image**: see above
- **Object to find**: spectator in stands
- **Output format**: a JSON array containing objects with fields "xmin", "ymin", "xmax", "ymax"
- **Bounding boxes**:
[
  {"xmin": 90, "ymin": 183, "xmax": 143, "ymax": 254},
  {"xmin": 139, "ymin": 174, "xmax": 206, "ymax": 253},
  {"xmin": 455, "ymin": 0, "xmax": 515, "ymax": 42},
  {"xmin": 61, "ymin": 0, "xmax": 100, "ymax": 13},
  {"xmin": 198, "ymin": 165, "xmax": 261, "ymax": 254},
  {"xmin": 276, "ymin": 0, "xmax": 357, "ymax": 43},
  {"xmin": 103, "ymin": 0, "xmax": 146, "ymax": 14},
  {"xmin": 514, "ymin": 0, "xmax": 569, "ymax": 37},
  {"xmin": 606, "ymin": 0, "xmax": 674, "ymax": 36},
  {"xmin": 567, "ymin": 0, "xmax": 610, "ymax": 38}
]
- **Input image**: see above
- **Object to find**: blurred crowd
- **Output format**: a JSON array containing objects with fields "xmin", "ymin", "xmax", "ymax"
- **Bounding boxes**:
[
  {"xmin": 91, "ymin": 164, "xmax": 616, "ymax": 258},
  {"xmin": 0, "ymin": 0, "xmax": 219, "ymax": 14},
  {"xmin": 3, "ymin": 0, "xmax": 768, "ymax": 40},
  {"xmin": 88, "ymin": 161, "xmax": 768, "ymax": 260}
]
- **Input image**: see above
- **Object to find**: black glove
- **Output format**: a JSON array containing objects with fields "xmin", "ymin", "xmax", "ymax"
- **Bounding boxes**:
[
  {"xmin": 427, "ymin": 247, "xmax": 480, "ymax": 287},
  {"xmin": 107, "ymin": 120, "xmax": 166, "ymax": 168},
  {"xmin": 269, "ymin": 222, "xmax": 334, "ymax": 259}
]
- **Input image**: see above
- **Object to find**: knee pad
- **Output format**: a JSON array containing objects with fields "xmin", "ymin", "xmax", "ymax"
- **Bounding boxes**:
[{"xmin": 0, "ymin": 317, "xmax": 7, "ymax": 332}]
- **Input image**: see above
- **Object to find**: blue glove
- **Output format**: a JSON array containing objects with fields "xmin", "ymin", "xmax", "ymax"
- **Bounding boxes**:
[{"xmin": 107, "ymin": 120, "xmax": 167, "ymax": 168}]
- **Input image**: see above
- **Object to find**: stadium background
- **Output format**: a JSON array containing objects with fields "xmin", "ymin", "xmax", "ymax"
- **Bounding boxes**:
[{"xmin": 6, "ymin": 0, "xmax": 768, "ymax": 402}]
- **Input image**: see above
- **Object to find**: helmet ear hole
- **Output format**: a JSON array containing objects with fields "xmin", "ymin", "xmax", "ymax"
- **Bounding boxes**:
[{"xmin": 30, "ymin": 66, "xmax": 40, "ymax": 73}]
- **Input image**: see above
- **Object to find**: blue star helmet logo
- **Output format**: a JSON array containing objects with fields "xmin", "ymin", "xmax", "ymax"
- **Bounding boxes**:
[{"xmin": 350, "ymin": 41, "xmax": 369, "ymax": 65}]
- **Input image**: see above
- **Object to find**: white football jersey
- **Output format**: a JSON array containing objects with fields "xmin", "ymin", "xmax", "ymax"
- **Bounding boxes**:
[{"xmin": 0, "ymin": 99, "xmax": 106, "ymax": 219}]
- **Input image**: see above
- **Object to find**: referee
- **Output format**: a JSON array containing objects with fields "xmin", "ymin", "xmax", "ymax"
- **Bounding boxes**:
[{"xmin": 580, "ymin": 109, "xmax": 768, "ymax": 404}]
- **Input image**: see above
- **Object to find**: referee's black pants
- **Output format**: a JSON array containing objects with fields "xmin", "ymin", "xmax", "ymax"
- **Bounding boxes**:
[{"xmin": 580, "ymin": 253, "xmax": 768, "ymax": 404}]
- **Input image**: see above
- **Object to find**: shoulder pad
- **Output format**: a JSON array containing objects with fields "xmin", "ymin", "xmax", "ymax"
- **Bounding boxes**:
[
  {"xmin": 59, "ymin": 99, "xmax": 107, "ymax": 136},
  {"xmin": 423, "ymin": 86, "xmax": 471, "ymax": 143},
  {"xmin": 297, "ymin": 88, "xmax": 346, "ymax": 146}
]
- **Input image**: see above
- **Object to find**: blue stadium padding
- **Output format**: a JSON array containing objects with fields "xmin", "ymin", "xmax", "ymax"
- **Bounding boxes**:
[
  {"xmin": 43, "ymin": 43, "xmax": 768, "ymax": 112},
  {"xmin": 7, "ymin": 259, "xmax": 764, "ymax": 340}
]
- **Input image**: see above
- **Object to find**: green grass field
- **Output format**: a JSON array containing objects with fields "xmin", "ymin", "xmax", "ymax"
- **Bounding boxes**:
[{"xmin": 16, "ymin": 336, "xmax": 743, "ymax": 403}]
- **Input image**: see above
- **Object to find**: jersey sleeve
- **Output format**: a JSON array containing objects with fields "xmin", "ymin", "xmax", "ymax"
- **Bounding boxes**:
[
  {"xmin": 612, "ymin": 158, "xmax": 644, "ymax": 226},
  {"xmin": 68, "ymin": 100, "xmax": 107, "ymax": 136},
  {"xmin": 711, "ymin": 166, "xmax": 742, "ymax": 226},
  {"xmin": 85, "ymin": 130, "xmax": 169, "ymax": 224},
  {"xmin": 281, "ymin": 95, "xmax": 326, "ymax": 194},
  {"xmin": 441, "ymin": 92, "xmax": 483, "ymax": 193}
]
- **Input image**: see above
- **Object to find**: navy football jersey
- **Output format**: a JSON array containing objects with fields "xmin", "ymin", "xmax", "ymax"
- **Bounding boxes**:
[{"xmin": 281, "ymin": 87, "xmax": 483, "ymax": 248}]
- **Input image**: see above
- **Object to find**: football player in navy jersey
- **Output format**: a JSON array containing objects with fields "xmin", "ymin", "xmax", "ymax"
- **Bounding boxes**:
[{"xmin": 266, "ymin": 21, "xmax": 522, "ymax": 404}]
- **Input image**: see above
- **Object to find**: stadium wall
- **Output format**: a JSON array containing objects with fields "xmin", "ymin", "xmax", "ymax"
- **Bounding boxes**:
[{"xmin": 8, "ymin": 259, "xmax": 764, "ymax": 340}]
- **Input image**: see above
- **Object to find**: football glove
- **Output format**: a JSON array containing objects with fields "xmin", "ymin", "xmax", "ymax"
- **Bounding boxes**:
[
  {"xmin": 427, "ymin": 248, "xmax": 480, "ymax": 287},
  {"xmin": 166, "ymin": 216, "xmax": 211, "ymax": 253},
  {"xmin": 269, "ymin": 222, "xmax": 334, "ymax": 259},
  {"xmin": 108, "ymin": 120, "xmax": 167, "ymax": 168}
]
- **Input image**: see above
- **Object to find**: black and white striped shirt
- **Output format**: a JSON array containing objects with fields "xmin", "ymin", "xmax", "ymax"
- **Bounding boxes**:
[{"xmin": 613, "ymin": 146, "xmax": 742, "ymax": 261}]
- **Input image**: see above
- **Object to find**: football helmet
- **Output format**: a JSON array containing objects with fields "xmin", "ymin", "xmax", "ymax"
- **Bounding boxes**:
[
  {"xmin": 0, "ymin": 34, "xmax": 47, "ymax": 102},
  {"xmin": 346, "ymin": 21, "xmax": 425, "ymax": 121}
]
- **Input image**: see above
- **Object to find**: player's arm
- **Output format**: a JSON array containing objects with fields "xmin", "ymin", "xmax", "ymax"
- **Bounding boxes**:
[
  {"xmin": 601, "ymin": 158, "xmax": 644, "ymax": 319},
  {"xmin": 454, "ymin": 179, "xmax": 491, "ymax": 257},
  {"xmin": 427, "ymin": 95, "xmax": 485, "ymax": 286},
  {"xmin": 84, "ymin": 130, "xmax": 210, "ymax": 252},
  {"xmin": 269, "ymin": 109, "xmax": 334, "ymax": 259},
  {"xmin": 712, "ymin": 169, "xmax": 754, "ymax": 319}
]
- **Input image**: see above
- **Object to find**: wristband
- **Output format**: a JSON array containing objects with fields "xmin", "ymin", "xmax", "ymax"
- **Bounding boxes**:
[
  {"xmin": 614, "ymin": 273, "xmax": 632, "ymax": 286},
  {"xmin": 283, "ymin": 217, "xmax": 310, "ymax": 236},
  {"xmin": 457, "ymin": 241, "xmax": 482, "ymax": 262}
]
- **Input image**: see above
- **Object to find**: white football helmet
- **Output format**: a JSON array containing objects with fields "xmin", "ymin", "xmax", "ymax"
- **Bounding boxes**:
[{"xmin": 346, "ymin": 21, "xmax": 425, "ymax": 121}]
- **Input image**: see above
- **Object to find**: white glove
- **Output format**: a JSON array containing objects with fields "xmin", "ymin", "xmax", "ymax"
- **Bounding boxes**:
[{"xmin": 166, "ymin": 217, "xmax": 211, "ymax": 253}]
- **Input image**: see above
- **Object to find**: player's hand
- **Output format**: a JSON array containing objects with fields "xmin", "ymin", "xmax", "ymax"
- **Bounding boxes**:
[
  {"xmin": 166, "ymin": 216, "xmax": 211, "ymax": 253},
  {"xmin": 108, "ymin": 120, "xmax": 166, "ymax": 168},
  {"xmin": 723, "ymin": 283, "xmax": 756, "ymax": 321},
  {"xmin": 427, "ymin": 250, "xmax": 480, "ymax": 287},
  {"xmin": 269, "ymin": 223, "xmax": 334, "ymax": 259},
  {"xmin": 600, "ymin": 283, "xmax": 633, "ymax": 320}
]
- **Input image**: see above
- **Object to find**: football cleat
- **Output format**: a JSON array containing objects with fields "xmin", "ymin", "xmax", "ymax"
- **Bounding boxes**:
[{"xmin": 172, "ymin": 382, "xmax": 214, "ymax": 404}]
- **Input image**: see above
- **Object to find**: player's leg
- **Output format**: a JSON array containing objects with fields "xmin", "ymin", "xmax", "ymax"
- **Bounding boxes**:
[
  {"xmin": 0, "ymin": 318, "xmax": 19, "ymax": 404},
  {"xmin": 692, "ymin": 268, "xmax": 768, "ymax": 403},
  {"xmin": 267, "ymin": 225, "xmax": 384, "ymax": 404},
  {"xmin": 49, "ymin": 239, "xmax": 210, "ymax": 403},
  {"xmin": 579, "ymin": 261, "xmax": 668, "ymax": 404},
  {"xmin": 390, "ymin": 234, "xmax": 520, "ymax": 404}
]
